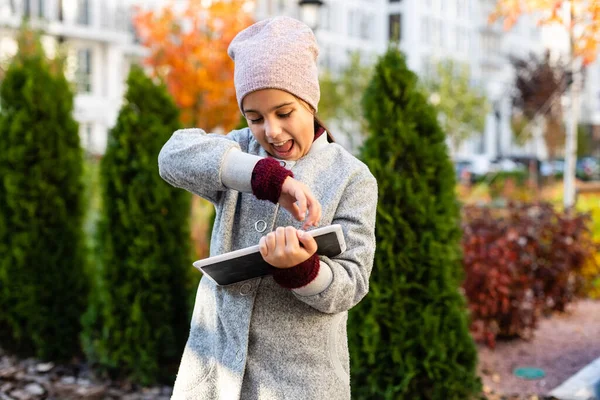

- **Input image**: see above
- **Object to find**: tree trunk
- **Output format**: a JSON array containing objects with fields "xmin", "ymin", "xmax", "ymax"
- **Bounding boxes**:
[
  {"xmin": 563, "ymin": 1, "xmax": 580, "ymax": 210},
  {"xmin": 563, "ymin": 66, "xmax": 581, "ymax": 209}
]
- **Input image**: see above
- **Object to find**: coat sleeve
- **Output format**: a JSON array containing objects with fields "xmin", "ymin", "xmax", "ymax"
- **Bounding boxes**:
[
  {"xmin": 157, "ymin": 128, "xmax": 254, "ymax": 203},
  {"xmin": 292, "ymin": 169, "xmax": 378, "ymax": 314}
]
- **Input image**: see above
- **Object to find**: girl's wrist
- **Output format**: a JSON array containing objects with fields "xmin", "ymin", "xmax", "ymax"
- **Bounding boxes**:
[
  {"xmin": 251, "ymin": 157, "xmax": 293, "ymax": 203},
  {"xmin": 272, "ymin": 253, "xmax": 320, "ymax": 289}
]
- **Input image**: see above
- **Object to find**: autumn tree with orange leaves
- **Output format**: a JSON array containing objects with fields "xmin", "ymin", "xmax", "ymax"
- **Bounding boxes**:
[
  {"xmin": 490, "ymin": 0, "xmax": 600, "ymax": 65},
  {"xmin": 490, "ymin": 0, "xmax": 600, "ymax": 208},
  {"xmin": 133, "ymin": 0, "xmax": 253, "ymax": 132}
]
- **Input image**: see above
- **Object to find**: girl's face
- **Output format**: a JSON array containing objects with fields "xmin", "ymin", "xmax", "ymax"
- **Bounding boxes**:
[{"xmin": 242, "ymin": 89, "xmax": 315, "ymax": 161}]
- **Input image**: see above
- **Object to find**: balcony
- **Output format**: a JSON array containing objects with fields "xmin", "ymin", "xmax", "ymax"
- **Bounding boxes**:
[{"xmin": 0, "ymin": 0, "xmax": 138, "ymax": 45}]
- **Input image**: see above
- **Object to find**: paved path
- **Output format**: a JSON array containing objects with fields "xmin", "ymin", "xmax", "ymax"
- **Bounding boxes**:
[{"xmin": 550, "ymin": 357, "xmax": 600, "ymax": 400}]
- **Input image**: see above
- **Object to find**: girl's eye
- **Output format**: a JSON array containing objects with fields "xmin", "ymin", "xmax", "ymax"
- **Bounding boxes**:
[{"xmin": 248, "ymin": 111, "xmax": 292, "ymax": 124}]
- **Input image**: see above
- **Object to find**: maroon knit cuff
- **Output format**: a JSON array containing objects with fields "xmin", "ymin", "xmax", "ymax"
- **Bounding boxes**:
[
  {"xmin": 273, "ymin": 254, "xmax": 320, "ymax": 289},
  {"xmin": 251, "ymin": 157, "xmax": 294, "ymax": 203}
]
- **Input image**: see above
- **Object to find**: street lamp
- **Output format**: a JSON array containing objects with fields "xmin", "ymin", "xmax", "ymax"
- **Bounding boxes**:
[{"xmin": 298, "ymin": 0, "xmax": 324, "ymax": 31}]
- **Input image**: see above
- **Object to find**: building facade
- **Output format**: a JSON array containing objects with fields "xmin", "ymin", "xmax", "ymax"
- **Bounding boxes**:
[
  {"xmin": 1, "ymin": 0, "xmax": 599, "ymax": 159},
  {"xmin": 384, "ymin": 0, "xmax": 600, "ymax": 161}
]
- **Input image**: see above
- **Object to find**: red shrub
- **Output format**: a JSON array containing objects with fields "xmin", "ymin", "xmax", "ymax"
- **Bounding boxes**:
[{"xmin": 461, "ymin": 203, "xmax": 594, "ymax": 348}]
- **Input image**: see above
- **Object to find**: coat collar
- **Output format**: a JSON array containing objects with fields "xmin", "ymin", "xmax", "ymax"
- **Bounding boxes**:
[
  {"xmin": 308, "ymin": 131, "xmax": 329, "ymax": 155},
  {"xmin": 273, "ymin": 131, "xmax": 330, "ymax": 168}
]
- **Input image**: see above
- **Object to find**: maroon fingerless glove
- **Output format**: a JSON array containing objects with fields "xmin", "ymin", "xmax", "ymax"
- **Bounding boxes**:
[
  {"xmin": 251, "ymin": 123, "xmax": 325, "ymax": 202},
  {"xmin": 251, "ymin": 157, "xmax": 293, "ymax": 203},
  {"xmin": 273, "ymin": 253, "xmax": 320, "ymax": 289}
]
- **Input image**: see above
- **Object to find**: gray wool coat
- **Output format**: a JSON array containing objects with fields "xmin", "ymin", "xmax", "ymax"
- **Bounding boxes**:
[{"xmin": 158, "ymin": 127, "xmax": 377, "ymax": 400}]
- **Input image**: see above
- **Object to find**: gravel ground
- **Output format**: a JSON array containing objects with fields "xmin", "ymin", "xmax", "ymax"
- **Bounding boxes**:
[
  {"xmin": 478, "ymin": 299, "xmax": 600, "ymax": 398},
  {"xmin": 0, "ymin": 351, "xmax": 172, "ymax": 400}
]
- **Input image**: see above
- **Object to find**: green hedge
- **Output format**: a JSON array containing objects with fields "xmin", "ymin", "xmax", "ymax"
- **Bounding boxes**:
[
  {"xmin": 349, "ymin": 47, "xmax": 481, "ymax": 399},
  {"xmin": 0, "ymin": 29, "xmax": 88, "ymax": 360},
  {"xmin": 81, "ymin": 66, "xmax": 192, "ymax": 385}
]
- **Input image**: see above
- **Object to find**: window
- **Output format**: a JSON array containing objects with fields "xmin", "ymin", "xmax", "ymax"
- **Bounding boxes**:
[
  {"xmin": 79, "ymin": 123, "xmax": 93, "ymax": 153},
  {"xmin": 447, "ymin": 26, "xmax": 457, "ymax": 51},
  {"xmin": 57, "ymin": 0, "xmax": 63, "ymax": 21},
  {"xmin": 76, "ymin": 48, "xmax": 92, "ymax": 93},
  {"xmin": 319, "ymin": 5, "xmax": 330, "ymax": 31},
  {"xmin": 421, "ymin": 17, "xmax": 431, "ymax": 45},
  {"xmin": 457, "ymin": 0, "xmax": 468, "ymax": 18},
  {"xmin": 319, "ymin": 46, "xmax": 332, "ymax": 71},
  {"xmin": 359, "ymin": 13, "xmax": 372, "ymax": 40},
  {"xmin": 481, "ymin": 32, "xmax": 500, "ymax": 54},
  {"xmin": 76, "ymin": 0, "xmax": 89, "ymax": 25},
  {"xmin": 348, "ymin": 9, "xmax": 356, "ymax": 37},
  {"xmin": 431, "ymin": 19, "xmax": 442, "ymax": 47},
  {"xmin": 37, "ymin": 0, "xmax": 44, "ymax": 17},
  {"xmin": 421, "ymin": 55, "xmax": 434, "ymax": 78},
  {"xmin": 389, "ymin": 13, "xmax": 402, "ymax": 42},
  {"xmin": 476, "ymin": 135, "xmax": 485, "ymax": 155},
  {"xmin": 458, "ymin": 28, "xmax": 470, "ymax": 53},
  {"xmin": 348, "ymin": 10, "xmax": 371, "ymax": 40},
  {"xmin": 481, "ymin": 64, "xmax": 500, "ymax": 77},
  {"xmin": 21, "ymin": 0, "xmax": 44, "ymax": 18}
]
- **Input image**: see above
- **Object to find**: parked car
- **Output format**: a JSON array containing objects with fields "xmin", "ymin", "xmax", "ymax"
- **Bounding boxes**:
[
  {"xmin": 541, "ymin": 157, "xmax": 599, "ymax": 181},
  {"xmin": 489, "ymin": 158, "xmax": 525, "ymax": 173},
  {"xmin": 576, "ymin": 157, "xmax": 600, "ymax": 181},
  {"xmin": 455, "ymin": 159, "xmax": 473, "ymax": 183},
  {"xmin": 541, "ymin": 159, "xmax": 564, "ymax": 177},
  {"xmin": 454, "ymin": 155, "xmax": 492, "ymax": 183}
]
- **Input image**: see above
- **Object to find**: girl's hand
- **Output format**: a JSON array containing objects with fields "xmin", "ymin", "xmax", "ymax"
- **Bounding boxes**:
[
  {"xmin": 279, "ymin": 177, "xmax": 321, "ymax": 230},
  {"xmin": 259, "ymin": 226, "xmax": 318, "ymax": 269}
]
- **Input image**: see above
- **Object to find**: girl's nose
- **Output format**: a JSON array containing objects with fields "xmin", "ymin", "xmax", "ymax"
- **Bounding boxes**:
[{"xmin": 264, "ymin": 118, "xmax": 282, "ymax": 140}]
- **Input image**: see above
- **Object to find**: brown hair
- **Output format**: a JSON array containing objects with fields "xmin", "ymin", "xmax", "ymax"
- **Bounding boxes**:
[
  {"xmin": 295, "ymin": 95, "xmax": 335, "ymax": 143},
  {"xmin": 314, "ymin": 114, "xmax": 335, "ymax": 143}
]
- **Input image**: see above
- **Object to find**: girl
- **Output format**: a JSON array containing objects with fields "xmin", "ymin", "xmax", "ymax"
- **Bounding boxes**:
[{"xmin": 158, "ymin": 16, "xmax": 377, "ymax": 400}]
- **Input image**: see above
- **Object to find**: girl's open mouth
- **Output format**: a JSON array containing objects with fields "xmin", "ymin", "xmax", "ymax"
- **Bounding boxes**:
[{"xmin": 273, "ymin": 139, "xmax": 294, "ymax": 158}]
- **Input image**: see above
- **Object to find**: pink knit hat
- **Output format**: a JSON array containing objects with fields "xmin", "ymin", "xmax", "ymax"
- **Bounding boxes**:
[{"xmin": 227, "ymin": 16, "xmax": 320, "ymax": 113}]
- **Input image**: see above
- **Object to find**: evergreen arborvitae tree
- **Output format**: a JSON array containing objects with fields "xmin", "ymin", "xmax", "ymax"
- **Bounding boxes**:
[
  {"xmin": 348, "ymin": 48, "xmax": 481, "ymax": 399},
  {"xmin": 0, "ymin": 29, "xmax": 88, "ymax": 360},
  {"xmin": 81, "ymin": 65, "xmax": 192, "ymax": 385}
]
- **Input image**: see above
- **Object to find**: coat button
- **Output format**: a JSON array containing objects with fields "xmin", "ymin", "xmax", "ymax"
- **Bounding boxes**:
[
  {"xmin": 240, "ymin": 282, "xmax": 253, "ymax": 296},
  {"xmin": 279, "ymin": 161, "xmax": 286, "ymax": 167},
  {"xmin": 254, "ymin": 220, "xmax": 267, "ymax": 233},
  {"xmin": 236, "ymin": 350, "xmax": 244, "ymax": 363}
]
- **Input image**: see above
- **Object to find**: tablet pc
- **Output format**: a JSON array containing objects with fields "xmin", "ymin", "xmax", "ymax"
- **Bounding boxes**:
[{"xmin": 193, "ymin": 224, "xmax": 346, "ymax": 286}]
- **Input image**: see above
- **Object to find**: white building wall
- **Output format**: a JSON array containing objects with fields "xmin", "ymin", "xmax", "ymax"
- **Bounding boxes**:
[
  {"xmin": 255, "ymin": 0, "xmax": 386, "ymax": 71},
  {"xmin": 580, "ymin": 59, "xmax": 600, "ymax": 126}
]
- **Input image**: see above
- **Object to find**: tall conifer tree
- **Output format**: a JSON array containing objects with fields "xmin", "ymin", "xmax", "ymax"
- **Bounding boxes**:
[
  {"xmin": 349, "ymin": 48, "xmax": 481, "ymax": 399},
  {"xmin": 0, "ymin": 28, "xmax": 88, "ymax": 360},
  {"xmin": 82, "ymin": 66, "xmax": 191, "ymax": 384}
]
